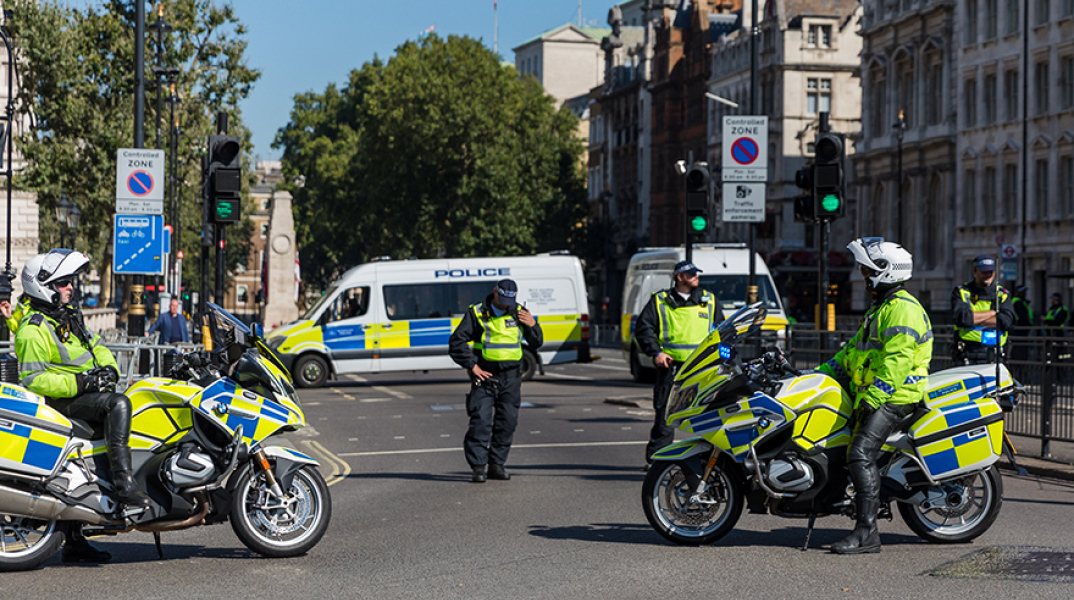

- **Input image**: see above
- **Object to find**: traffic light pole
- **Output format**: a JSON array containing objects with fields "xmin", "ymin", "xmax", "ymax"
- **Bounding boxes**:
[
  {"xmin": 746, "ymin": 0, "xmax": 759, "ymax": 305},
  {"xmin": 128, "ymin": 1, "xmax": 147, "ymax": 337}
]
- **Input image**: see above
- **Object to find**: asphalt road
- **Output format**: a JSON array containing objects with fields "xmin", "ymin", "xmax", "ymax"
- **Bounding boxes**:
[{"xmin": 7, "ymin": 355, "xmax": 1074, "ymax": 598}]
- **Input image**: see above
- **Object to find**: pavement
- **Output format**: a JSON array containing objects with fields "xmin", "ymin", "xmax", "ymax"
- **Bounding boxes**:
[{"xmin": 604, "ymin": 394, "xmax": 1074, "ymax": 482}]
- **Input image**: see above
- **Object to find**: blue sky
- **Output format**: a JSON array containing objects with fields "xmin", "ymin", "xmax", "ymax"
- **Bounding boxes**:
[{"xmin": 228, "ymin": 0, "xmax": 621, "ymax": 161}]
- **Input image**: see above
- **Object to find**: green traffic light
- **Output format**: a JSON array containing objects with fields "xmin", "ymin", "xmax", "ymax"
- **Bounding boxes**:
[
  {"xmin": 215, "ymin": 201, "xmax": 235, "ymax": 219},
  {"xmin": 821, "ymin": 193, "xmax": 841, "ymax": 212},
  {"xmin": 690, "ymin": 216, "xmax": 707, "ymax": 232}
]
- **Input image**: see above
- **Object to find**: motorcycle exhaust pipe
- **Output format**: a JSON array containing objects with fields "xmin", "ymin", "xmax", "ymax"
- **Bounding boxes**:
[{"xmin": 0, "ymin": 484, "xmax": 113, "ymax": 525}]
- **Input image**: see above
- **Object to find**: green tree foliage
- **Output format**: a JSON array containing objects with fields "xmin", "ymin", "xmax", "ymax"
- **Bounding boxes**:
[
  {"xmin": 7, "ymin": 0, "xmax": 258, "ymax": 296},
  {"xmin": 275, "ymin": 34, "xmax": 587, "ymax": 288}
]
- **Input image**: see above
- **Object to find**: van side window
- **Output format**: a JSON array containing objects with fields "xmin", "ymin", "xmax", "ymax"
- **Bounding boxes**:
[
  {"xmin": 325, "ymin": 287, "xmax": 370, "ymax": 323},
  {"xmin": 383, "ymin": 281, "xmax": 493, "ymax": 321}
]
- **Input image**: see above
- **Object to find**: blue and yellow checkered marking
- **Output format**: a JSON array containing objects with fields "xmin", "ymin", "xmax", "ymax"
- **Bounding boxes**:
[
  {"xmin": 198, "ymin": 380, "xmax": 302, "ymax": 447},
  {"xmin": 918, "ymin": 426, "xmax": 995, "ymax": 478},
  {"xmin": 686, "ymin": 392, "xmax": 794, "ymax": 460},
  {"xmin": 0, "ymin": 401, "xmax": 70, "ymax": 476}
]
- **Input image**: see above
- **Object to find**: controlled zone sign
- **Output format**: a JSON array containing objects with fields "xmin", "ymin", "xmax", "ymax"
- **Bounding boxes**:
[
  {"xmin": 721, "ymin": 116, "xmax": 768, "ymax": 182},
  {"xmin": 113, "ymin": 214, "xmax": 165, "ymax": 275},
  {"xmin": 721, "ymin": 182, "xmax": 766, "ymax": 223},
  {"xmin": 115, "ymin": 148, "xmax": 165, "ymax": 215}
]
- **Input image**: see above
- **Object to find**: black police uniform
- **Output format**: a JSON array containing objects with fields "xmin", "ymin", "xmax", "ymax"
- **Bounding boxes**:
[
  {"xmin": 951, "ymin": 279, "xmax": 1015, "ymax": 364},
  {"xmin": 448, "ymin": 293, "xmax": 543, "ymax": 470}
]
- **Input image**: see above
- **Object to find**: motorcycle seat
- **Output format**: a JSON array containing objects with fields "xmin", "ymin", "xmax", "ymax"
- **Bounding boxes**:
[
  {"xmin": 895, "ymin": 404, "xmax": 931, "ymax": 433},
  {"xmin": 68, "ymin": 418, "xmax": 97, "ymax": 440}
]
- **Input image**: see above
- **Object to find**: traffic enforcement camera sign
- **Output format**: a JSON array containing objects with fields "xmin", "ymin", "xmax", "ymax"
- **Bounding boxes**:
[
  {"xmin": 721, "ymin": 116, "xmax": 768, "ymax": 182},
  {"xmin": 721, "ymin": 182, "xmax": 765, "ymax": 223},
  {"xmin": 115, "ymin": 148, "xmax": 165, "ymax": 215}
]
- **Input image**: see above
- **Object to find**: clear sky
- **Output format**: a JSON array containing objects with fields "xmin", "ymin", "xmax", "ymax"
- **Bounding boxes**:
[{"xmin": 229, "ymin": 0, "xmax": 621, "ymax": 161}]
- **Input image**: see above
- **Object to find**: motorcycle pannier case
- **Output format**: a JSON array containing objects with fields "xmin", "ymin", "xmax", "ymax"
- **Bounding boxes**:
[
  {"xmin": 0, "ymin": 386, "xmax": 74, "ymax": 477},
  {"xmin": 908, "ymin": 396, "xmax": 1003, "ymax": 481}
]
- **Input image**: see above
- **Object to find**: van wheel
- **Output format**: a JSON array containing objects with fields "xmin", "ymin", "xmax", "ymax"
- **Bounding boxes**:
[
  {"xmin": 631, "ymin": 349, "xmax": 655, "ymax": 384},
  {"xmin": 294, "ymin": 354, "xmax": 329, "ymax": 388},
  {"xmin": 521, "ymin": 349, "xmax": 538, "ymax": 382}
]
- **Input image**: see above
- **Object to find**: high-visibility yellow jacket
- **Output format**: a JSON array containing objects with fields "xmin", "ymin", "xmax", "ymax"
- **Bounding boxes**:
[
  {"xmin": 15, "ymin": 307, "xmax": 118, "ymax": 399},
  {"xmin": 819, "ymin": 289, "xmax": 933, "ymax": 410}
]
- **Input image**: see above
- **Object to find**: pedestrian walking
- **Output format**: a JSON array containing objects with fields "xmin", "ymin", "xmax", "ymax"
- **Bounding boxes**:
[
  {"xmin": 146, "ymin": 297, "xmax": 190, "ymax": 343},
  {"xmin": 634, "ymin": 260, "xmax": 719, "ymax": 468},
  {"xmin": 449, "ymin": 279, "xmax": 543, "ymax": 483},
  {"xmin": 951, "ymin": 254, "xmax": 1014, "ymax": 365}
]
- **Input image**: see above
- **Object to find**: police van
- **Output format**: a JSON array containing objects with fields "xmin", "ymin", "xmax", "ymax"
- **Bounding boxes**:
[
  {"xmin": 620, "ymin": 244, "xmax": 789, "ymax": 382},
  {"xmin": 266, "ymin": 253, "xmax": 590, "ymax": 387}
]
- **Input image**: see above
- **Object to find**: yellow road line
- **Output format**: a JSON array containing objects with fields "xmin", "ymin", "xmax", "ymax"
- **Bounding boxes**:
[{"xmin": 300, "ymin": 439, "xmax": 352, "ymax": 487}]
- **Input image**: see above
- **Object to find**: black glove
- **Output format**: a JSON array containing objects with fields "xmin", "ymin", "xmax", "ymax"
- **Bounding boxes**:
[{"xmin": 81, "ymin": 366, "xmax": 119, "ymax": 394}]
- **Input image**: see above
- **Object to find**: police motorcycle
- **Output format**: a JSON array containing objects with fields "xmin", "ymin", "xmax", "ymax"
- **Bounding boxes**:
[
  {"xmin": 642, "ymin": 304, "xmax": 1020, "ymax": 548},
  {"xmin": 0, "ymin": 303, "xmax": 330, "ymax": 571}
]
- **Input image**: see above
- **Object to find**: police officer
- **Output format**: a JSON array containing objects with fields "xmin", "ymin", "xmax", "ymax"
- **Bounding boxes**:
[
  {"xmin": 634, "ymin": 260, "xmax": 718, "ymax": 467},
  {"xmin": 1012, "ymin": 285, "xmax": 1034, "ymax": 329},
  {"xmin": 1044, "ymin": 292, "xmax": 1069, "ymax": 332},
  {"xmin": 14, "ymin": 250, "xmax": 150, "ymax": 562},
  {"xmin": 951, "ymin": 254, "xmax": 1015, "ymax": 364},
  {"xmin": 449, "ymin": 279, "xmax": 543, "ymax": 483},
  {"xmin": 819, "ymin": 237, "xmax": 933, "ymax": 554}
]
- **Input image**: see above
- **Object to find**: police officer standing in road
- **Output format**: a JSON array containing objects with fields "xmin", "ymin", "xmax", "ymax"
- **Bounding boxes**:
[
  {"xmin": 449, "ymin": 279, "xmax": 543, "ymax": 483},
  {"xmin": 1044, "ymin": 292, "xmax": 1069, "ymax": 332},
  {"xmin": 634, "ymin": 261, "xmax": 718, "ymax": 468},
  {"xmin": 1012, "ymin": 285, "xmax": 1034, "ymax": 329},
  {"xmin": 14, "ymin": 249, "xmax": 150, "ymax": 563},
  {"xmin": 951, "ymin": 254, "xmax": 1015, "ymax": 365}
]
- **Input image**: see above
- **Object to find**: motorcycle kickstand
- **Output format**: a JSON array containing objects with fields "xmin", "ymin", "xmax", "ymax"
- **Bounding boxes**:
[
  {"xmin": 1003, "ymin": 432, "xmax": 1028, "ymax": 476},
  {"xmin": 154, "ymin": 532, "xmax": 164, "ymax": 560},
  {"xmin": 801, "ymin": 514, "xmax": 816, "ymax": 552}
]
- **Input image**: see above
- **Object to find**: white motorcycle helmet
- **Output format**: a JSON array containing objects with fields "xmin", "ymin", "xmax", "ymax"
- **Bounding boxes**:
[
  {"xmin": 847, "ymin": 237, "xmax": 913, "ymax": 290},
  {"xmin": 21, "ymin": 248, "xmax": 90, "ymax": 307}
]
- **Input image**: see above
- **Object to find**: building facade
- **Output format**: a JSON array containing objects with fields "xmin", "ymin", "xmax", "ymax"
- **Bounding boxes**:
[{"xmin": 956, "ymin": 0, "xmax": 1074, "ymax": 313}]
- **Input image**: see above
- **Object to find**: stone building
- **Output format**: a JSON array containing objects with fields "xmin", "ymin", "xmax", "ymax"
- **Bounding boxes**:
[
  {"xmin": 708, "ymin": 0, "xmax": 862, "ymax": 319},
  {"xmin": 956, "ymin": 0, "xmax": 1074, "ymax": 313},
  {"xmin": 854, "ymin": 0, "xmax": 958, "ymax": 314},
  {"xmin": 513, "ymin": 24, "xmax": 610, "ymax": 107}
]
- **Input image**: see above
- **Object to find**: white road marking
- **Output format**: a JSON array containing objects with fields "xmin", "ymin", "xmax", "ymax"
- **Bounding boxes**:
[
  {"xmin": 543, "ymin": 373, "xmax": 593, "ymax": 381},
  {"xmin": 620, "ymin": 426, "xmax": 632, "ymax": 431},
  {"xmin": 359, "ymin": 397, "xmax": 392, "ymax": 403},
  {"xmin": 347, "ymin": 374, "xmax": 412, "ymax": 399},
  {"xmin": 574, "ymin": 429, "xmax": 585, "ymax": 432},
  {"xmin": 578, "ymin": 363, "xmax": 631, "ymax": 372},
  {"xmin": 440, "ymin": 434, "xmax": 451, "ymax": 438},
  {"xmin": 337, "ymin": 440, "xmax": 647, "ymax": 457},
  {"xmin": 394, "ymin": 436, "xmax": 406, "ymax": 440}
]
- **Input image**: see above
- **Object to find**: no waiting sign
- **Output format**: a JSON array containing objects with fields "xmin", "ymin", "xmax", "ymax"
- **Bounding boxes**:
[
  {"xmin": 721, "ymin": 116, "xmax": 768, "ymax": 182},
  {"xmin": 115, "ymin": 148, "xmax": 165, "ymax": 215}
]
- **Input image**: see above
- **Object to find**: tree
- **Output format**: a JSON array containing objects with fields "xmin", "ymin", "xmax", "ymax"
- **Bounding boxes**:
[
  {"xmin": 275, "ymin": 34, "xmax": 588, "ymax": 289},
  {"xmin": 7, "ymin": 0, "xmax": 259, "ymax": 301}
]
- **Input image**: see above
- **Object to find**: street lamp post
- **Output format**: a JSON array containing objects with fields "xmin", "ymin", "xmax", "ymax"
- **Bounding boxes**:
[
  {"xmin": 893, "ymin": 109, "xmax": 906, "ymax": 241},
  {"xmin": 55, "ymin": 193, "xmax": 73, "ymax": 248}
]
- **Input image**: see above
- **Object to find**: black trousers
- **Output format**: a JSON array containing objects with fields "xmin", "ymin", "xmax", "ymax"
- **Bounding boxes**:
[
  {"xmin": 847, "ymin": 402, "xmax": 917, "ymax": 504},
  {"xmin": 49, "ymin": 392, "xmax": 134, "ymax": 471},
  {"xmin": 646, "ymin": 364, "xmax": 677, "ymax": 461},
  {"xmin": 464, "ymin": 372, "xmax": 522, "ymax": 467}
]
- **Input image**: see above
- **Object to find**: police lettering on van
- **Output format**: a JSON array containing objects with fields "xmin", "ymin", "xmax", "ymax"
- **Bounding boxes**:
[{"xmin": 266, "ymin": 254, "xmax": 589, "ymax": 388}]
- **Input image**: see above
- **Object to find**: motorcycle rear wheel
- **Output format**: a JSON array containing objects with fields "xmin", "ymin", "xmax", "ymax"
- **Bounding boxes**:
[
  {"xmin": 642, "ymin": 460, "xmax": 743, "ymax": 546},
  {"xmin": 898, "ymin": 465, "xmax": 1003, "ymax": 544},
  {"xmin": 230, "ymin": 463, "xmax": 332, "ymax": 557},
  {"xmin": 0, "ymin": 515, "xmax": 63, "ymax": 572}
]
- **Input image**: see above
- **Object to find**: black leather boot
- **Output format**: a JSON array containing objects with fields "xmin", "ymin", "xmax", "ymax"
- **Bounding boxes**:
[
  {"xmin": 471, "ymin": 466, "xmax": 487, "ymax": 483},
  {"xmin": 832, "ymin": 496, "xmax": 881, "ymax": 554},
  {"xmin": 104, "ymin": 394, "xmax": 150, "ymax": 507},
  {"xmin": 488, "ymin": 464, "xmax": 511, "ymax": 480},
  {"xmin": 62, "ymin": 528, "xmax": 112, "ymax": 564}
]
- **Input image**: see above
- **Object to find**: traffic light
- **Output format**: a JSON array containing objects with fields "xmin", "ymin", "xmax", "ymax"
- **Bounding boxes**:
[
  {"xmin": 207, "ymin": 134, "xmax": 242, "ymax": 223},
  {"xmin": 684, "ymin": 162, "xmax": 711, "ymax": 235},
  {"xmin": 812, "ymin": 131, "xmax": 846, "ymax": 220},
  {"xmin": 794, "ymin": 165, "xmax": 815, "ymax": 223}
]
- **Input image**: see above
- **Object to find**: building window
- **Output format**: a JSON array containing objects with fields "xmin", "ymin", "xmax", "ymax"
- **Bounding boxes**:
[
  {"xmin": 1036, "ymin": 158, "xmax": 1050, "ymax": 218},
  {"xmin": 1004, "ymin": 68, "xmax": 1019, "ymax": 120},
  {"xmin": 806, "ymin": 78, "xmax": 831, "ymax": 115},
  {"xmin": 924, "ymin": 175, "xmax": 943, "ymax": 268},
  {"xmin": 1004, "ymin": 163, "xmax": 1019, "ymax": 220},
  {"xmin": 965, "ymin": 78, "xmax": 977, "ymax": 127},
  {"xmin": 967, "ymin": 0, "xmax": 978, "ymax": 44},
  {"xmin": 236, "ymin": 285, "xmax": 249, "ymax": 305},
  {"xmin": 259, "ymin": 222, "xmax": 269, "ymax": 238},
  {"xmin": 1061, "ymin": 56, "xmax": 1074, "ymax": 110},
  {"xmin": 965, "ymin": 169, "xmax": 977, "ymax": 224},
  {"xmin": 925, "ymin": 51, "xmax": 944, "ymax": 125},
  {"xmin": 984, "ymin": 166, "xmax": 997, "ymax": 223},
  {"xmin": 985, "ymin": 0, "xmax": 998, "ymax": 39},
  {"xmin": 1007, "ymin": 0, "xmax": 1021, "ymax": 33},
  {"xmin": 983, "ymin": 73, "xmax": 997, "ymax": 124},
  {"xmin": 1037, "ymin": 0, "xmax": 1051, "ymax": 25},
  {"xmin": 808, "ymin": 24, "xmax": 832, "ymax": 48},
  {"xmin": 1065, "ymin": 0, "xmax": 1074, "ymax": 17},
  {"xmin": 870, "ymin": 67, "xmax": 886, "ymax": 137},
  {"xmin": 1036, "ymin": 60, "xmax": 1050, "ymax": 115},
  {"xmin": 896, "ymin": 57, "xmax": 913, "ymax": 127},
  {"xmin": 1062, "ymin": 156, "xmax": 1074, "ymax": 217}
]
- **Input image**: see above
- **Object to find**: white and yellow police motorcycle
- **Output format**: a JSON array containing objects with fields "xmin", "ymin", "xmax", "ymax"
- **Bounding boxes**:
[
  {"xmin": 643, "ymin": 305, "xmax": 1020, "ymax": 548},
  {"xmin": 0, "ymin": 304, "xmax": 330, "ymax": 571}
]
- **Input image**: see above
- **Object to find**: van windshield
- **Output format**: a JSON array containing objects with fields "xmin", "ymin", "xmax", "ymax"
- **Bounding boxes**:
[
  {"xmin": 699, "ymin": 274, "xmax": 782, "ymax": 312},
  {"xmin": 302, "ymin": 285, "xmax": 338, "ymax": 321}
]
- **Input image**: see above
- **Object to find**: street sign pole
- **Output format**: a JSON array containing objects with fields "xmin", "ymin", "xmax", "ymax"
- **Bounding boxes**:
[{"xmin": 721, "ymin": 115, "xmax": 768, "ymax": 311}]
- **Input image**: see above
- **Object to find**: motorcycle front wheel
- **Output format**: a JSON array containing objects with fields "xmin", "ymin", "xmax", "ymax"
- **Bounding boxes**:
[
  {"xmin": 230, "ymin": 463, "xmax": 332, "ymax": 557},
  {"xmin": 898, "ymin": 464, "xmax": 1003, "ymax": 544},
  {"xmin": 642, "ymin": 460, "xmax": 743, "ymax": 546},
  {"xmin": 0, "ymin": 515, "xmax": 63, "ymax": 572}
]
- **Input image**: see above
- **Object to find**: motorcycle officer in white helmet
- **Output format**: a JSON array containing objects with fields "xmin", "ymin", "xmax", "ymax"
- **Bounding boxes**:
[
  {"xmin": 13, "ymin": 249, "xmax": 150, "ymax": 563},
  {"xmin": 817, "ymin": 238, "xmax": 934, "ymax": 554}
]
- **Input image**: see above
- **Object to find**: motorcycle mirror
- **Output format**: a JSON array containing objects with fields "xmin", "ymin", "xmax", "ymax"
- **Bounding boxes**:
[{"xmin": 251, "ymin": 322, "xmax": 264, "ymax": 339}]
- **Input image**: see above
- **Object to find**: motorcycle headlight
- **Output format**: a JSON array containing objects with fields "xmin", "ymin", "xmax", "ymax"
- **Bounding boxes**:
[{"xmin": 667, "ymin": 383, "xmax": 699, "ymax": 417}]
